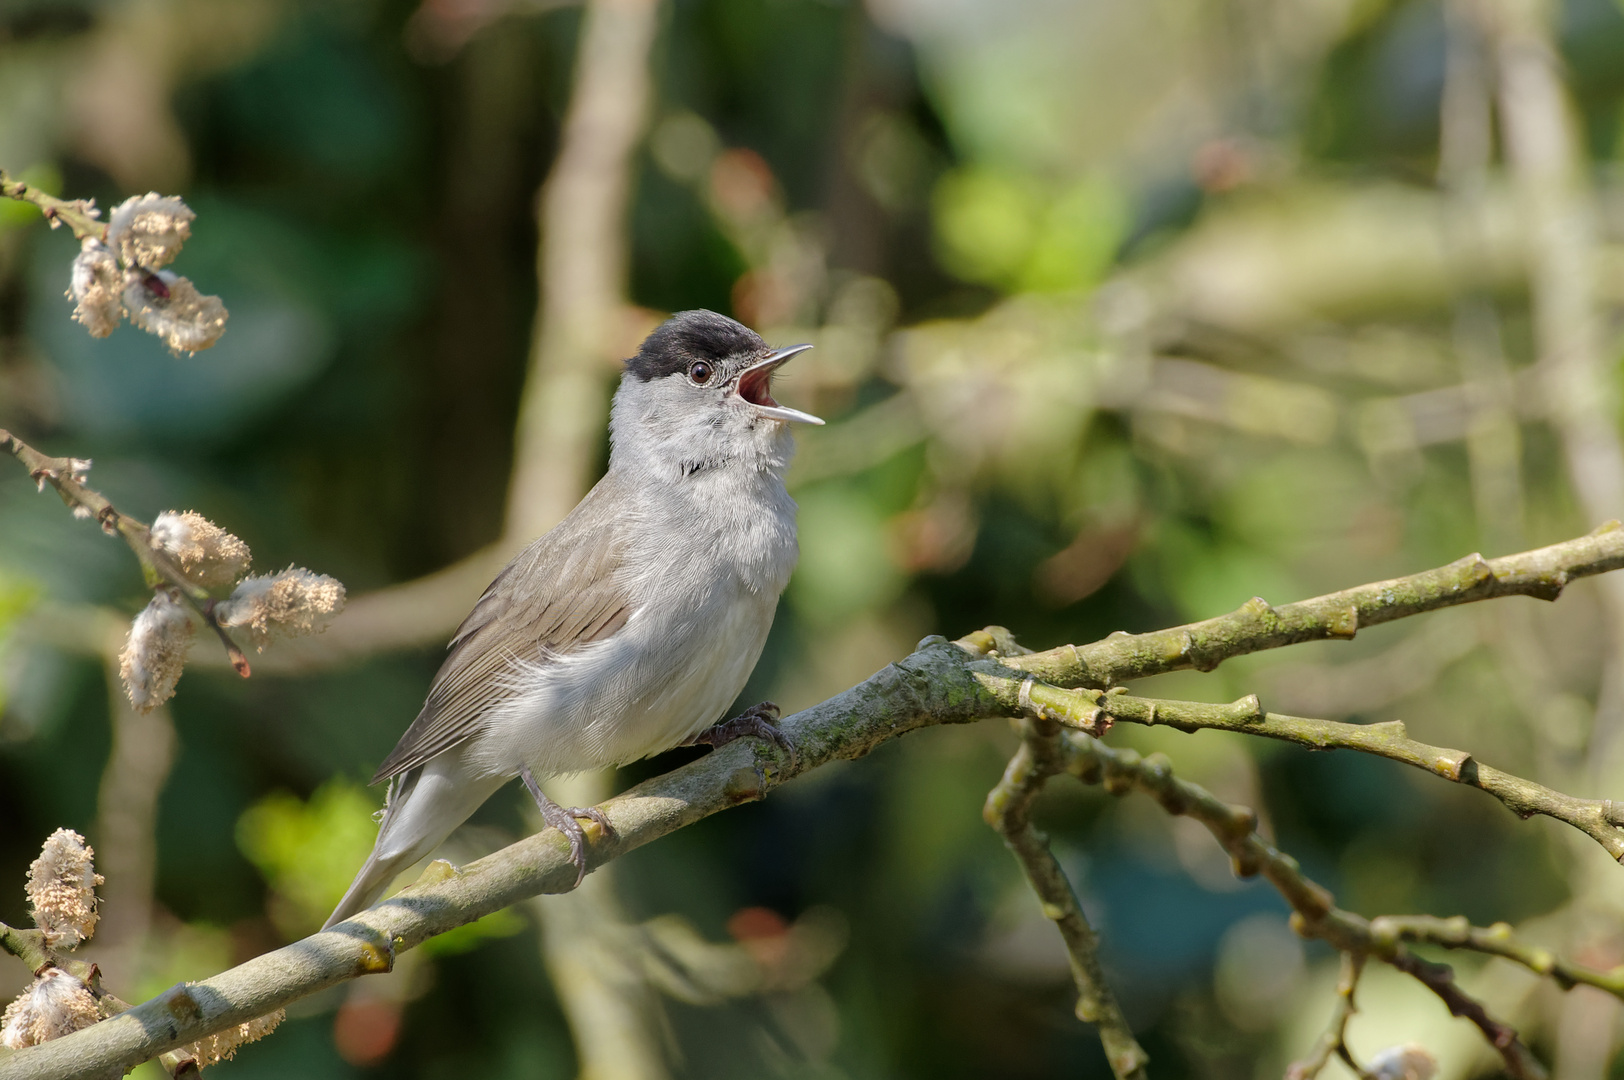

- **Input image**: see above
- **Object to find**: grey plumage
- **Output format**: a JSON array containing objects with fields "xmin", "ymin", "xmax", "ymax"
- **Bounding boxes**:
[{"xmin": 325, "ymin": 311, "xmax": 819, "ymax": 929}]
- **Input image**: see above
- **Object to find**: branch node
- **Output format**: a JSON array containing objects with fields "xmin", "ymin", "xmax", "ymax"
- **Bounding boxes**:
[
  {"xmin": 1326, "ymin": 605, "xmax": 1359, "ymax": 639},
  {"xmin": 1238, "ymin": 595, "xmax": 1276, "ymax": 621}
]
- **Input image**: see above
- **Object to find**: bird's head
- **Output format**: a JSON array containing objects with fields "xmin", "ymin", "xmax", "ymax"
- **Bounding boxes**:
[{"xmin": 610, "ymin": 310, "xmax": 822, "ymax": 477}]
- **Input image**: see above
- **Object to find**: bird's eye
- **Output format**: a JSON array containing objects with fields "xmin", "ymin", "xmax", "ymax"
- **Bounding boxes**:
[{"xmin": 688, "ymin": 360, "xmax": 714, "ymax": 385}]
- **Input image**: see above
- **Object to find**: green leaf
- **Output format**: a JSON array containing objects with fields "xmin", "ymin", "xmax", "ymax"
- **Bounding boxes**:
[{"xmin": 236, "ymin": 779, "xmax": 383, "ymax": 938}]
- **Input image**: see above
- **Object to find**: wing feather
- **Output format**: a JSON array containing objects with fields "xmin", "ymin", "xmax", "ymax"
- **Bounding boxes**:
[{"xmin": 372, "ymin": 485, "xmax": 635, "ymax": 783}]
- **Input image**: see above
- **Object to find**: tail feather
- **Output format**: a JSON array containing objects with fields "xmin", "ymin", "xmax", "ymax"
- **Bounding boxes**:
[
  {"xmin": 322, "ymin": 760, "xmax": 508, "ymax": 931},
  {"xmin": 324, "ymin": 848, "xmax": 414, "ymax": 930}
]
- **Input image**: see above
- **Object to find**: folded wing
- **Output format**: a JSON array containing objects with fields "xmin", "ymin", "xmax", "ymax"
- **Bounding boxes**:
[{"xmin": 371, "ymin": 488, "xmax": 635, "ymax": 783}]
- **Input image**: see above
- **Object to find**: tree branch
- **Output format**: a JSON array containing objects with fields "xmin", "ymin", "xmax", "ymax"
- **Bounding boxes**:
[
  {"xmin": 1285, "ymin": 951, "xmax": 1367, "ymax": 1080},
  {"xmin": 983, "ymin": 717, "xmax": 1149, "ymax": 1079},
  {"xmin": 1369, "ymin": 914, "xmax": 1624, "ymax": 997},
  {"xmin": 0, "ymin": 639, "xmax": 989, "ymax": 1080},
  {"xmin": 10, "ymin": 530, "xmax": 1624, "ymax": 1077},
  {"xmin": 1000, "ymin": 522, "xmax": 1624, "ymax": 687},
  {"xmin": 0, "ymin": 170, "xmax": 107, "ymax": 242},
  {"xmin": 981, "ymin": 681, "xmax": 1624, "ymax": 862},
  {"xmin": 1057, "ymin": 732, "xmax": 1549, "ymax": 1079}
]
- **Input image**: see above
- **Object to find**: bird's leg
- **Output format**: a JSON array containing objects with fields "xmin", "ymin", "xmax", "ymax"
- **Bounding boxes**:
[
  {"xmin": 519, "ymin": 765, "xmax": 614, "ymax": 889},
  {"xmin": 686, "ymin": 701, "xmax": 798, "ymax": 769}
]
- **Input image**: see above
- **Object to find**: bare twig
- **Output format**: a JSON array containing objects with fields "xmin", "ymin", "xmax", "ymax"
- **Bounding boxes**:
[
  {"xmin": 1369, "ymin": 915, "xmax": 1624, "ymax": 997},
  {"xmin": 1285, "ymin": 951, "xmax": 1367, "ymax": 1080},
  {"xmin": 1058, "ymin": 733, "xmax": 1548, "ymax": 1079},
  {"xmin": 983, "ymin": 681, "xmax": 1624, "ymax": 861},
  {"xmin": 0, "ymin": 171, "xmax": 107, "ymax": 242},
  {"xmin": 983, "ymin": 717, "xmax": 1149, "ymax": 1080},
  {"xmin": 1000, "ymin": 522, "xmax": 1624, "ymax": 688}
]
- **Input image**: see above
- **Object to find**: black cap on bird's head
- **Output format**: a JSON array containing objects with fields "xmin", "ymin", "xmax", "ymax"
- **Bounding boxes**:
[{"xmin": 625, "ymin": 310, "xmax": 822, "ymax": 426}]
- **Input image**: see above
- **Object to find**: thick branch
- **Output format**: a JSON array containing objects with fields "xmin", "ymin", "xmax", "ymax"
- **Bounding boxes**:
[
  {"xmin": 979, "ymin": 680, "xmax": 1624, "ymax": 862},
  {"xmin": 1058, "ymin": 733, "xmax": 1548, "ymax": 1079},
  {"xmin": 10, "ymin": 533, "xmax": 1624, "ymax": 1076},
  {"xmin": 983, "ymin": 718, "xmax": 1149, "ymax": 1079},
  {"xmin": 1003, "ymin": 523, "xmax": 1624, "ymax": 687},
  {"xmin": 0, "ymin": 639, "xmax": 990, "ymax": 1080}
]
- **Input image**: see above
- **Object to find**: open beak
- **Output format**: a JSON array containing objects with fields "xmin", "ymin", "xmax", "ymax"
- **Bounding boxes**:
[{"xmin": 735, "ymin": 344, "xmax": 823, "ymax": 425}]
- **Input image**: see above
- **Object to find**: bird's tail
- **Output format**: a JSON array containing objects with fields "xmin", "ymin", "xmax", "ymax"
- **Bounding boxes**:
[{"xmin": 323, "ymin": 763, "xmax": 506, "ymax": 930}]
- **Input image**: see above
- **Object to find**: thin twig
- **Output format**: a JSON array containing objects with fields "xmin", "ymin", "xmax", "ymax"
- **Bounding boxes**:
[
  {"xmin": 1285, "ymin": 951, "xmax": 1367, "ymax": 1080},
  {"xmin": 1369, "ymin": 914, "xmax": 1624, "ymax": 997},
  {"xmin": 1002, "ymin": 522, "xmax": 1624, "ymax": 688},
  {"xmin": 0, "ymin": 429, "xmax": 250, "ymax": 677},
  {"xmin": 1058, "ymin": 733, "xmax": 1548, "ymax": 1079},
  {"xmin": 982, "ymin": 680, "xmax": 1624, "ymax": 862},
  {"xmin": 983, "ymin": 716, "xmax": 1149, "ymax": 1079},
  {"xmin": 0, "ymin": 171, "xmax": 107, "ymax": 242}
]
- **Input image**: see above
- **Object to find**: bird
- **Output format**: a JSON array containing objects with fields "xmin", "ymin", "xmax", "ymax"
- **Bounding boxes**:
[{"xmin": 324, "ymin": 310, "xmax": 822, "ymax": 930}]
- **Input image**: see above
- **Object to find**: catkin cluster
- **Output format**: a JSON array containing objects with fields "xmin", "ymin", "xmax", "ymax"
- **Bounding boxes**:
[
  {"xmin": 1, "ymin": 832, "xmax": 105, "ymax": 1050},
  {"xmin": 182, "ymin": 1008, "xmax": 286, "ymax": 1066},
  {"xmin": 118, "ymin": 510, "xmax": 346, "ymax": 711},
  {"xmin": 25, "ymin": 829, "xmax": 103, "ymax": 950},
  {"xmin": 67, "ymin": 193, "xmax": 228, "ymax": 354},
  {"xmin": 0, "ymin": 969, "xmax": 101, "ymax": 1050}
]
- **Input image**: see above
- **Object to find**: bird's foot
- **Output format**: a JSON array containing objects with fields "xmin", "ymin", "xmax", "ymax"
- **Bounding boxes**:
[
  {"xmin": 687, "ymin": 701, "xmax": 798, "ymax": 769},
  {"xmin": 519, "ymin": 765, "xmax": 615, "ymax": 889}
]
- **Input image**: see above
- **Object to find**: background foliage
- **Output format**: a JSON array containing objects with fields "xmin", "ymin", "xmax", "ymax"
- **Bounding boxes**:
[{"xmin": 3, "ymin": 0, "xmax": 1624, "ymax": 1076}]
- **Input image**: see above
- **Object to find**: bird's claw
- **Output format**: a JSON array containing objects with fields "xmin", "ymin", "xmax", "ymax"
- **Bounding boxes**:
[
  {"xmin": 520, "ymin": 765, "xmax": 616, "ymax": 889},
  {"xmin": 687, "ymin": 700, "xmax": 799, "ymax": 770}
]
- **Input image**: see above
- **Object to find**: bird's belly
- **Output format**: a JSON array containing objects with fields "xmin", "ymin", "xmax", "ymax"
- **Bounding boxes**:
[{"xmin": 472, "ymin": 587, "xmax": 777, "ymax": 777}]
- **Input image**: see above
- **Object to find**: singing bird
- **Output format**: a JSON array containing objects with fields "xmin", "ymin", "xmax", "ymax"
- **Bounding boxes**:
[{"xmin": 325, "ymin": 310, "xmax": 821, "ymax": 929}]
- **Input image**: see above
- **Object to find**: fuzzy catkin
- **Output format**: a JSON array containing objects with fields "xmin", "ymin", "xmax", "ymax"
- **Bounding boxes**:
[
  {"xmin": 121, "ymin": 271, "xmax": 229, "ymax": 355},
  {"xmin": 25, "ymin": 829, "xmax": 102, "ymax": 950},
  {"xmin": 182, "ymin": 1008, "xmax": 285, "ymax": 1067},
  {"xmin": 106, "ymin": 192, "xmax": 194, "ymax": 270},
  {"xmin": 68, "ymin": 239, "xmax": 123, "ymax": 337},
  {"xmin": 118, "ymin": 589, "xmax": 196, "ymax": 711},
  {"xmin": 0, "ymin": 970, "xmax": 100, "ymax": 1049},
  {"xmin": 216, "ymin": 568, "xmax": 347, "ymax": 650},
  {"xmin": 150, "ymin": 510, "xmax": 252, "ymax": 589}
]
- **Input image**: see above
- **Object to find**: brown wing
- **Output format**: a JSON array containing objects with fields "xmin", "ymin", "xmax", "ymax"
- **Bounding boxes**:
[{"xmin": 371, "ymin": 487, "xmax": 634, "ymax": 783}]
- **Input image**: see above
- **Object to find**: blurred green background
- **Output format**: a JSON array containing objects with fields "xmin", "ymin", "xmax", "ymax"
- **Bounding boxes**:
[{"xmin": 3, "ymin": 0, "xmax": 1624, "ymax": 1076}]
